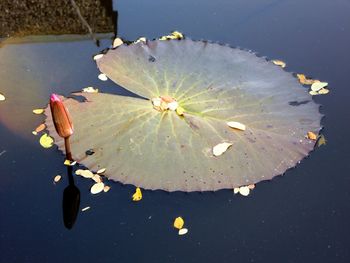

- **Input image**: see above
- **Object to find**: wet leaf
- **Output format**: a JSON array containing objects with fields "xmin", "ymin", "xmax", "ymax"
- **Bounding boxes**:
[
  {"xmin": 54, "ymin": 175, "xmax": 62, "ymax": 183},
  {"xmin": 173, "ymin": 217, "xmax": 185, "ymax": 229},
  {"xmin": 213, "ymin": 142, "xmax": 232, "ymax": 156},
  {"xmin": 113, "ymin": 37, "xmax": 123, "ymax": 48},
  {"xmin": 98, "ymin": 73, "xmax": 108, "ymax": 81},
  {"xmin": 0, "ymin": 93, "xmax": 5, "ymax": 101},
  {"xmin": 39, "ymin": 133, "xmax": 54, "ymax": 148},
  {"xmin": 132, "ymin": 187, "xmax": 142, "ymax": 201},
  {"xmin": 227, "ymin": 121, "xmax": 246, "ymax": 131},
  {"xmin": 103, "ymin": 185, "xmax": 111, "ymax": 192},
  {"xmin": 178, "ymin": 228, "xmax": 188, "ymax": 235},
  {"xmin": 311, "ymin": 82, "xmax": 328, "ymax": 92},
  {"xmin": 307, "ymin": 131, "xmax": 317, "ymax": 140},
  {"xmin": 82, "ymin": 206, "xmax": 90, "ymax": 211},
  {"xmin": 82, "ymin": 87, "xmax": 99, "ymax": 93},
  {"xmin": 296, "ymin": 74, "xmax": 319, "ymax": 85},
  {"xmin": 33, "ymin": 108, "xmax": 44, "ymax": 114},
  {"xmin": 239, "ymin": 186, "xmax": 250, "ymax": 196},
  {"xmin": 272, "ymin": 60, "xmax": 286, "ymax": 68},
  {"xmin": 90, "ymin": 182, "xmax": 105, "ymax": 194},
  {"xmin": 97, "ymin": 168, "xmax": 106, "ymax": 174},
  {"xmin": 35, "ymin": 123, "xmax": 46, "ymax": 133}
]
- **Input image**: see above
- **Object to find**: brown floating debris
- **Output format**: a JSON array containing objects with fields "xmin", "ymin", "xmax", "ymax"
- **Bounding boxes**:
[
  {"xmin": 296, "ymin": 74, "xmax": 319, "ymax": 85},
  {"xmin": 90, "ymin": 182, "xmax": 105, "ymax": 194},
  {"xmin": 307, "ymin": 131, "xmax": 317, "ymax": 140},
  {"xmin": 213, "ymin": 142, "xmax": 232, "ymax": 157},
  {"xmin": 103, "ymin": 185, "xmax": 111, "ymax": 192},
  {"xmin": 54, "ymin": 175, "xmax": 62, "ymax": 183}
]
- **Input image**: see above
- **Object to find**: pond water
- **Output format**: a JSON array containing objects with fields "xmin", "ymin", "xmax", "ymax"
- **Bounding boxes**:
[{"xmin": 1, "ymin": 0, "xmax": 350, "ymax": 262}]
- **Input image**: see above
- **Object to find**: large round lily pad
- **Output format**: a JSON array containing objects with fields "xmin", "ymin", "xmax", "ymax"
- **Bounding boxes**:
[{"xmin": 45, "ymin": 38, "xmax": 322, "ymax": 192}]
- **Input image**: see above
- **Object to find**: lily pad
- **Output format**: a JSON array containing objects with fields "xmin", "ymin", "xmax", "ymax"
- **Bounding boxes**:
[{"xmin": 45, "ymin": 38, "xmax": 322, "ymax": 192}]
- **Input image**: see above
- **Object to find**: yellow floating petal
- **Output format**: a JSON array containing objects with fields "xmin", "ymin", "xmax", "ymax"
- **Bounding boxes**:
[
  {"xmin": 173, "ymin": 217, "xmax": 185, "ymax": 229},
  {"xmin": 33, "ymin": 108, "xmax": 44, "ymax": 114},
  {"xmin": 176, "ymin": 106, "xmax": 185, "ymax": 116},
  {"xmin": 132, "ymin": 187, "xmax": 142, "ymax": 201},
  {"xmin": 39, "ymin": 133, "xmax": 54, "ymax": 148}
]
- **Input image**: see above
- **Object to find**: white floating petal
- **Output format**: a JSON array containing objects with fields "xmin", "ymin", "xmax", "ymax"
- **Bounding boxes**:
[
  {"xmin": 93, "ymin": 54, "xmax": 103, "ymax": 60},
  {"xmin": 113, "ymin": 38, "xmax": 123, "ymax": 48},
  {"xmin": 98, "ymin": 73, "xmax": 108, "ymax": 81},
  {"xmin": 311, "ymin": 82, "xmax": 328, "ymax": 92},
  {"xmin": 227, "ymin": 121, "xmax": 246, "ymax": 131},
  {"xmin": 239, "ymin": 186, "xmax": 250, "ymax": 196},
  {"xmin": 90, "ymin": 182, "xmax": 105, "ymax": 194},
  {"xmin": 178, "ymin": 228, "xmax": 188, "ymax": 235},
  {"xmin": 168, "ymin": 101, "xmax": 179, "ymax": 111},
  {"xmin": 213, "ymin": 142, "xmax": 233, "ymax": 156}
]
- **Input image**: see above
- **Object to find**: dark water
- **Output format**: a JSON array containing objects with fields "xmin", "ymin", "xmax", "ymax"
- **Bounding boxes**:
[{"xmin": 1, "ymin": 0, "xmax": 350, "ymax": 262}]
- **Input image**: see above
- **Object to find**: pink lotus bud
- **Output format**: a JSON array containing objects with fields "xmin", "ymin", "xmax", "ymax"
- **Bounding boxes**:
[{"xmin": 50, "ymin": 94, "xmax": 73, "ymax": 138}]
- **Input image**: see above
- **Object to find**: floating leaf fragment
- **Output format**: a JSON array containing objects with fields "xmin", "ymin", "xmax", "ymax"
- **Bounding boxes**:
[
  {"xmin": 173, "ymin": 217, "xmax": 185, "ymax": 229},
  {"xmin": 39, "ymin": 133, "xmax": 54, "ymax": 148},
  {"xmin": 97, "ymin": 168, "xmax": 106, "ymax": 174},
  {"xmin": 239, "ymin": 186, "xmax": 250, "ymax": 196},
  {"xmin": 90, "ymin": 182, "xmax": 105, "ymax": 194},
  {"xmin": 307, "ymin": 131, "xmax": 317, "ymax": 140},
  {"xmin": 82, "ymin": 87, "xmax": 99, "ymax": 93},
  {"xmin": 103, "ymin": 185, "xmax": 111, "ymax": 192},
  {"xmin": 98, "ymin": 73, "xmax": 108, "ymax": 81},
  {"xmin": 33, "ymin": 108, "xmax": 44, "ymax": 114},
  {"xmin": 93, "ymin": 54, "xmax": 104, "ymax": 60},
  {"xmin": 178, "ymin": 228, "xmax": 188, "ymax": 235},
  {"xmin": 296, "ymin": 74, "xmax": 319, "ymax": 85},
  {"xmin": 0, "ymin": 93, "xmax": 5, "ymax": 101},
  {"xmin": 35, "ymin": 123, "xmax": 46, "ymax": 133},
  {"xmin": 82, "ymin": 206, "xmax": 90, "ymax": 212},
  {"xmin": 54, "ymin": 175, "xmax": 62, "ymax": 183},
  {"xmin": 213, "ymin": 142, "xmax": 232, "ymax": 157},
  {"xmin": 132, "ymin": 187, "xmax": 142, "ymax": 201},
  {"xmin": 227, "ymin": 121, "xmax": 246, "ymax": 131},
  {"xmin": 272, "ymin": 60, "xmax": 286, "ymax": 68},
  {"xmin": 316, "ymin": 134, "xmax": 327, "ymax": 147},
  {"xmin": 113, "ymin": 37, "xmax": 123, "ymax": 48}
]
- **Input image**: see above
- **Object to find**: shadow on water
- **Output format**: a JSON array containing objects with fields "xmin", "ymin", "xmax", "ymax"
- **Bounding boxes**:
[{"xmin": 62, "ymin": 164, "xmax": 80, "ymax": 229}]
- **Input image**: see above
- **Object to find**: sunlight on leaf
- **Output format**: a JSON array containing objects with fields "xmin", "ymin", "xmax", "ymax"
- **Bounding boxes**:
[
  {"xmin": 132, "ymin": 187, "xmax": 142, "ymax": 201},
  {"xmin": 39, "ymin": 133, "xmax": 54, "ymax": 148}
]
